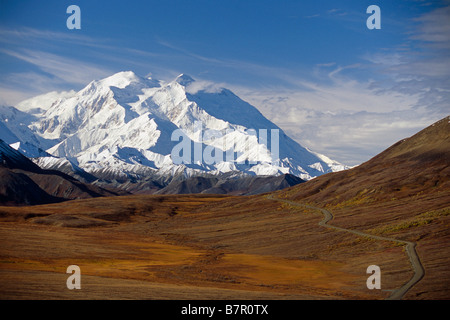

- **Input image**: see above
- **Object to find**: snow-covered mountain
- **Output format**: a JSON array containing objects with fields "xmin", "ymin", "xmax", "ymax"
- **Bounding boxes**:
[{"xmin": 0, "ymin": 71, "xmax": 348, "ymax": 183}]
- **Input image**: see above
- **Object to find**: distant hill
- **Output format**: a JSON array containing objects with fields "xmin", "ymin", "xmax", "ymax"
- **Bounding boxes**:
[
  {"xmin": 156, "ymin": 173, "xmax": 305, "ymax": 195},
  {"xmin": 0, "ymin": 139, "xmax": 118, "ymax": 205}
]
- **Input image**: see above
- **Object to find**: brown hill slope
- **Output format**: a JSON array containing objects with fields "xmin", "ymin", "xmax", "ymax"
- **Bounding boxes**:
[
  {"xmin": 0, "ymin": 168, "xmax": 60, "ymax": 205},
  {"xmin": 275, "ymin": 115, "xmax": 450, "ymax": 299},
  {"xmin": 279, "ymin": 115, "xmax": 449, "ymax": 205}
]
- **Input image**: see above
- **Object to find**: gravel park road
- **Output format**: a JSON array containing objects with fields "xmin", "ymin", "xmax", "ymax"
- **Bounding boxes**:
[{"xmin": 266, "ymin": 195, "xmax": 425, "ymax": 300}]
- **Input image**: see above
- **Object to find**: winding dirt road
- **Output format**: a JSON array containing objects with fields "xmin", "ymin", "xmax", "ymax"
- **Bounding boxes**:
[{"xmin": 266, "ymin": 194, "xmax": 425, "ymax": 300}]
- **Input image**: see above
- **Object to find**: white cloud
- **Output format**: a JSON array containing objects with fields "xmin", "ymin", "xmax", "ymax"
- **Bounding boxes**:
[
  {"xmin": 0, "ymin": 48, "xmax": 116, "ymax": 105},
  {"xmin": 232, "ymin": 82, "xmax": 435, "ymax": 166},
  {"xmin": 0, "ymin": 72, "xmax": 79, "ymax": 106},
  {"xmin": 0, "ymin": 49, "xmax": 113, "ymax": 86},
  {"xmin": 185, "ymin": 80, "xmax": 225, "ymax": 94},
  {"xmin": 411, "ymin": 5, "xmax": 450, "ymax": 48},
  {"xmin": 234, "ymin": 5, "xmax": 450, "ymax": 165},
  {"xmin": 0, "ymin": 87, "xmax": 33, "ymax": 106}
]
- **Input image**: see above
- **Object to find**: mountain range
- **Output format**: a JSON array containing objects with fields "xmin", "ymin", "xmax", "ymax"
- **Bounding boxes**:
[{"xmin": 0, "ymin": 71, "xmax": 347, "ymax": 198}]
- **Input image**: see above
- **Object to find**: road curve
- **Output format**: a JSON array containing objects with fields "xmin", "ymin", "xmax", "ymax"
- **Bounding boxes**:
[{"xmin": 266, "ymin": 194, "xmax": 425, "ymax": 300}]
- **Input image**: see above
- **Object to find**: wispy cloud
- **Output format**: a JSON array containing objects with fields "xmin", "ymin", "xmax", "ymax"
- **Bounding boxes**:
[
  {"xmin": 1, "ymin": 49, "xmax": 114, "ymax": 86},
  {"xmin": 0, "ymin": 27, "xmax": 93, "ymax": 43},
  {"xmin": 231, "ymin": 5, "xmax": 450, "ymax": 165},
  {"xmin": 0, "ymin": 27, "xmax": 112, "ymax": 102},
  {"xmin": 0, "ymin": 27, "xmax": 165, "ymax": 104},
  {"xmin": 231, "ymin": 74, "xmax": 427, "ymax": 166},
  {"xmin": 362, "ymin": 4, "xmax": 450, "ymax": 114},
  {"xmin": 411, "ymin": 5, "xmax": 450, "ymax": 48}
]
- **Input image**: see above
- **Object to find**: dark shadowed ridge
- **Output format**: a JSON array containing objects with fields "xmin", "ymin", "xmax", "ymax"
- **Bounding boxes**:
[
  {"xmin": 0, "ymin": 140, "xmax": 118, "ymax": 206},
  {"xmin": 156, "ymin": 173, "xmax": 305, "ymax": 195}
]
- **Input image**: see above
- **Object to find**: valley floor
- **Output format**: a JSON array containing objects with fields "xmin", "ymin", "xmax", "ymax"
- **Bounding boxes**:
[{"xmin": 2, "ymin": 192, "xmax": 446, "ymax": 300}]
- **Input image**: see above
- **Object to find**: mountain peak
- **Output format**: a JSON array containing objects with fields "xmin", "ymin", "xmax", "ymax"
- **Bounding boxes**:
[
  {"xmin": 100, "ymin": 71, "xmax": 141, "ymax": 89},
  {"xmin": 175, "ymin": 74, "xmax": 195, "ymax": 86}
]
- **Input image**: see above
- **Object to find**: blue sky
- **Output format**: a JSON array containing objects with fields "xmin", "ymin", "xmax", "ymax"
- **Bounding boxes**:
[{"xmin": 0, "ymin": 0, "xmax": 449, "ymax": 165}]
